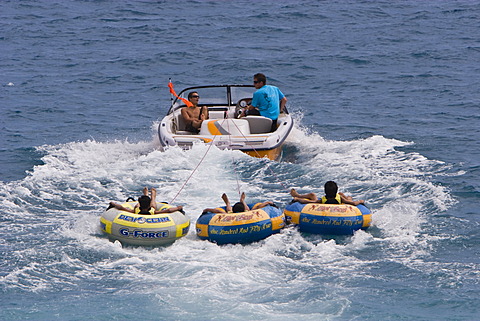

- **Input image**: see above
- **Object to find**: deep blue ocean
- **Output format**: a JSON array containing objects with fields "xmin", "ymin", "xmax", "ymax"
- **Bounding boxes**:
[{"xmin": 1, "ymin": 1, "xmax": 479, "ymax": 320}]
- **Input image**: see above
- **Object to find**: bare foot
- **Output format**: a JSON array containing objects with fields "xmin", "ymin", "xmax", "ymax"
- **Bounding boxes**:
[
  {"xmin": 290, "ymin": 188, "xmax": 300, "ymax": 198},
  {"xmin": 240, "ymin": 192, "xmax": 246, "ymax": 202},
  {"xmin": 221, "ymin": 193, "xmax": 229, "ymax": 204}
]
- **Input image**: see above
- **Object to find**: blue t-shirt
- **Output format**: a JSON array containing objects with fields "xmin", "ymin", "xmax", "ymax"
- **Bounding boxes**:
[{"xmin": 251, "ymin": 85, "xmax": 284, "ymax": 120}]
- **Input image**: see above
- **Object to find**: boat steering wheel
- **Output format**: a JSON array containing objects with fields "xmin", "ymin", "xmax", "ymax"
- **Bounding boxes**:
[{"xmin": 235, "ymin": 98, "xmax": 252, "ymax": 118}]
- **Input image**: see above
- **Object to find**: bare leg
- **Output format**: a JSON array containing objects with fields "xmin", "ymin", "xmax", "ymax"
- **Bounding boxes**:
[
  {"xmin": 150, "ymin": 187, "xmax": 157, "ymax": 209},
  {"xmin": 222, "ymin": 193, "xmax": 232, "ymax": 213},
  {"xmin": 134, "ymin": 187, "xmax": 150, "ymax": 210},
  {"xmin": 240, "ymin": 192, "xmax": 250, "ymax": 211},
  {"xmin": 339, "ymin": 192, "xmax": 364, "ymax": 206},
  {"xmin": 339, "ymin": 192, "xmax": 353, "ymax": 202},
  {"xmin": 290, "ymin": 188, "xmax": 318, "ymax": 201}
]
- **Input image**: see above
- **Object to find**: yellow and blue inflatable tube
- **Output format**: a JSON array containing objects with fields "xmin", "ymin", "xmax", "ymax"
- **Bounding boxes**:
[
  {"xmin": 196, "ymin": 203, "xmax": 285, "ymax": 244},
  {"xmin": 100, "ymin": 201, "xmax": 190, "ymax": 246},
  {"xmin": 283, "ymin": 202, "xmax": 371, "ymax": 235}
]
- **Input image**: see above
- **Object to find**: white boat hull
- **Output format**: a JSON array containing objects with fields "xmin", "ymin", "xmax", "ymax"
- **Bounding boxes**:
[{"xmin": 158, "ymin": 85, "xmax": 293, "ymax": 161}]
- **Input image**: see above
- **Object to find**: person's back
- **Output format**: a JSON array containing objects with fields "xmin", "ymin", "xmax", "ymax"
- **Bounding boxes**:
[{"xmin": 252, "ymin": 85, "xmax": 282, "ymax": 120}]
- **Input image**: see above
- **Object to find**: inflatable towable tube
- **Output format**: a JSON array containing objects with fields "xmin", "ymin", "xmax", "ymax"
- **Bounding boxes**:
[
  {"xmin": 100, "ymin": 201, "xmax": 190, "ymax": 246},
  {"xmin": 283, "ymin": 202, "xmax": 371, "ymax": 235},
  {"xmin": 196, "ymin": 203, "xmax": 285, "ymax": 244}
]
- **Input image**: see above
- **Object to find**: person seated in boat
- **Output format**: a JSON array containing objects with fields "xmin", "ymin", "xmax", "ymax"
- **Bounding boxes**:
[
  {"xmin": 180, "ymin": 91, "xmax": 209, "ymax": 133},
  {"xmin": 290, "ymin": 181, "xmax": 365, "ymax": 206},
  {"xmin": 202, "ymin": 192, "xmax": 274, "ymax": 214},
  {"xmin": 109, "ymin": 187, "xmax": 183, "ymax": 215},
  {"xmin": 240, "ymin": 73, "xmax": 287, "ymax": 132}
]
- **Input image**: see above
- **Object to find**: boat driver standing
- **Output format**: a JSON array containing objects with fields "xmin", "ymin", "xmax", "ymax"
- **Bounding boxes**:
[{"xmin": 241, "ymin": 73, "xmax": 287, "ymax": 132}]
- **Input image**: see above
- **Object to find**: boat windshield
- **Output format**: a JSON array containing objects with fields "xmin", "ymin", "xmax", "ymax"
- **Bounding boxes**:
[{"xmin": 171, "ymin": 85, "xmax": 255, "ymax": 111}]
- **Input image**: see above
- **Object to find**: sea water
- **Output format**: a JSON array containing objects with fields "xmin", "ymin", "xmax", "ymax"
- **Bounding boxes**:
[{"xmin": 1, "ymin": 1, "xmax": 479, "ymax": 320}]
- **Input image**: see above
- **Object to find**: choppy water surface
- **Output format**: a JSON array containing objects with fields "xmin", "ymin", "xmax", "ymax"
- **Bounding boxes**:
[{"xmin": 1, "ymin": 1, "xmax": 479, "ymax": 320}]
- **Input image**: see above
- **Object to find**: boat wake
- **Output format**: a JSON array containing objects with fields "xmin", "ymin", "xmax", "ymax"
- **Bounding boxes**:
[{"xmin": 0, "ymin": 118, "xmax": 459, "ymax": 319}]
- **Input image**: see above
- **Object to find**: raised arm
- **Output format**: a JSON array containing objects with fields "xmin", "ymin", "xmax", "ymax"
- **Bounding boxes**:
[{"xmin": 201, "ymin": 106, "xmax": 209, "ymax": 120}]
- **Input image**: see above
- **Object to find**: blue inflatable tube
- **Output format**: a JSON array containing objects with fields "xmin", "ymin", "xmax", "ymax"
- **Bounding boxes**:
[
  {"xmin": 196, "ymin": 203, "xmax": 285, "ymax": 244},
  {"xmin": 283, "ymin": 202, "xmax": 371, "ymax": 235}
]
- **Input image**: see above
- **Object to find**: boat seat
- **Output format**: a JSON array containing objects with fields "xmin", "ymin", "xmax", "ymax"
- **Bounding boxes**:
[
  {"xmin": 173, "ymin": 110, "xmax": 185, "ymax": 130},
  {"xmin": 173, "ymin": 109, "xmax": 193, "ymax": 134},
  {"xmin": 208, "ymin": 110, "xmax": 226, "ymax": 119},
  {"xmin": 174, "ymin": 108, "xmax": 228, "ymax": 134},
  {"xmin": 244, "ymin": 116, "xmax": 273, "ymax": 134}
]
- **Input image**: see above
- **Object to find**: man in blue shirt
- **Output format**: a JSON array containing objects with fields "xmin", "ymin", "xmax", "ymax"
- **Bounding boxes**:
[{"xmin": 244, "ymin": 73, "xmax": 287, "ymax": 132}]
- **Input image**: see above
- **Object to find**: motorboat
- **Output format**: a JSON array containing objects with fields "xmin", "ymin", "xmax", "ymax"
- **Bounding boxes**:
[{"xmin": 158, "ymin": 84, "xmax": 293, "ymax": 160}]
